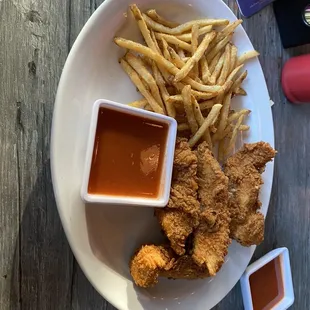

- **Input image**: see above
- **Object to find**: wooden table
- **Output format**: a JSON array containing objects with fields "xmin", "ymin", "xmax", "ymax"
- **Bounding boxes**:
[{"xmin": 1, "ymin": 0, "xmax": 309, "ymax": 309}]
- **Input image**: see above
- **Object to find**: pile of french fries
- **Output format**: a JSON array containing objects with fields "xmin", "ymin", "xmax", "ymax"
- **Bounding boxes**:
[{"xmin": 114, "ymin": 4, "xmax": 259, "ymax": 161}]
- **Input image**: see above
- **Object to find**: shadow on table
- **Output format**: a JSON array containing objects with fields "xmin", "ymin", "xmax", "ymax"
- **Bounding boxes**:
[{"xmin": 9, "ymin": 160, "xmax": 73, "ymax": 309}]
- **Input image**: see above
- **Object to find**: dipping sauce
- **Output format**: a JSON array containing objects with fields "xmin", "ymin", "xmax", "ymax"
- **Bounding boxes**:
[
  {"xmin": 249, "ymin": 257, "xmax": 284, "ymax": 310},
  {"xmin": 88, "ymin": 107, "xmax": 168, "ymax": 198}
]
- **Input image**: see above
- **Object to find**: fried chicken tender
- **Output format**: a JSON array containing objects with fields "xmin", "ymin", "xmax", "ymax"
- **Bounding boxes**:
[
  {"xmin": 192, "ymin": 142, "xmax": 231, "ymax": 276},
  {"xmin": 155, "ymin": 138, "xmax": 200, "ymax": 255},
  {"xmin": 224, "ymin": 142, "xmax": 276, "ymax": 246},
  {"xmin": 130, "ymin": 245, "xmax": 209, "ymax": 287},
  {"xmin": 130, "ymin": 245, "xmax": 175, "ymax": 288},
  {"xmin": 161, "ymin": 255, "xmax": 210, "ymax": 279}
]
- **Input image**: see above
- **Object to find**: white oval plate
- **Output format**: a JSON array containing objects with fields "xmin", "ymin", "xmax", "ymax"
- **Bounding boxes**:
[{"xmin": 51, "ymin": 0, "xmax": 274, "ymax": 309}]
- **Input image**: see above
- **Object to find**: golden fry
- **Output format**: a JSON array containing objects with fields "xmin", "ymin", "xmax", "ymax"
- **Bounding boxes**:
[
  {"xmin": 174, "ymin": 31, "xmax": 216, "ymax": 82},
  {"xmin": 224, "ymin": 114, "xmax": 246, "ymax": 156},
  {"xmin": 239, "ymin": 124, "xmax": 250, "ymax": 131},
  {"xmin": 189, "ymin": 104, "xmax": 222, "ymax": 147},
  {"xmin": 125, "ymin": 53, "xmax": 164, "ymax": 109},
  {"xmin": 217, "ymin": 44, "xmax": 231, "ymax": 85},
  {"xmin": 200, "ymin": 55, "xmax": 211, "ymax": 84},
  {"xmin": 155, "ymin": 32, "xmax": 192, "ymax": 52},
  {"xmin": 120, "ymin": 58, "xmax": 164, "ymax": 114},
  {"xmin": 128, "ymin": 98, "xmax": 148, "ymax": 109},
  {"xmin": 212, "ymin": 92, "xmax": 232, "ymax": 141},
  {"xmin": 232, "ymin": 70, "xmax": 248, "ymax": 93},
  {"xmin": 161, "ymin": 38, "xmax": 171, "ymax": 60},
  {"xmin": 191, "ymin": 24, "xmax": 199, "ymax": 76},
  {"xmin": 228, "ymin": 109, "xmax": 250, "ymax": 123},
  {"xmin": 175, "ymin": 25, "xmax": 213, "ymax": 42},
  {"xmin": 206, "ymin": 33, "xmax": 232, "ymax": 63},
  {"xmin": 209, "ymin": 51, "xmax": 225, "ymax": 85},
  {"xmin": 182, "ymin": 85, "xmax": 198, "ymax": 134},
  {"xmin": 114, "ymin": 37, "xmax": 222, "ymax": 93},
  {"xmin": 237, "ymin": 50, "xmax": 260, "ymax": 66},
  {"xmin": 209, "ymin": 52, "xmax": 222, "ymax": 74},
  {"xmin": 199, "ymin": 98, "xmax": 217, "ymax": 110},
  {"xmin": 229, "ymin": 44, "xmax": 238, "ymax": 73},
  {"xmin": 235, "ymin": 87, "xmax": 247, "ymax": 96},
  {"xmin": 130, "ymin": 4, "xmax": 157, "ymax": 51},
  {"xmin": 143, "ymin": 14, "xmax": 229, "ymax": 35},
  {"xmin": 152, "ymin": 62, "xmax": 176, "ymax": 118},
  {"xmin": 178, "ymin": 123, "xmax": 190, "ymax": 131},
  {"xmin": 145, "ymin": 9, "xmax": 179, "ymax": 28}
]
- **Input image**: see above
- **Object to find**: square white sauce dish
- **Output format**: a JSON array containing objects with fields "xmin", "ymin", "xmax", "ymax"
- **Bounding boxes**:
[{"xmin": 81, "ymin": 99, "xmax": 177, "ymax": 207}]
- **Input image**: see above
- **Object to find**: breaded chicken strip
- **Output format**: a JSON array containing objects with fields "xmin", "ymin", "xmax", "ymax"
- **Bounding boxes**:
[
  {"xmin": 130, "ymin": 245, "xmax": 209, "ymax": 287},
  {"xmin": 161, "ymin": 255, "xmax": 210, "ymax": 279},
  {"xmin": 130, "ymin": 245, "xmax": 175, "ymax": 288},
  {"xmin": 224, "ymin": 142, "xmax": 276, "ymax": 246},
  {"xmin": 192, "ymin": 142, "xmax": 231, "ymax": 276},
  {"xmin": 155, "ymin": 138, "xmax": 200, "ymax": 255}
]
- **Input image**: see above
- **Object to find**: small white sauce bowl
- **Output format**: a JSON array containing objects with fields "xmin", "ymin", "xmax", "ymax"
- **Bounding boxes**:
[
  {"xmin": 81, "ymin": 99, "xmax": 177, "ymax": 207},
  {"xmin": 240, "ymin": 247, "xmax": 294, "ymax": 310}
]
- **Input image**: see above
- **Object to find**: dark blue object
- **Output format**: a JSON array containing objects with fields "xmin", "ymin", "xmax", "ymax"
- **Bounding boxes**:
[{"xmin": 236, "ymin": 0, "xmax": 275, "ymax": 18}]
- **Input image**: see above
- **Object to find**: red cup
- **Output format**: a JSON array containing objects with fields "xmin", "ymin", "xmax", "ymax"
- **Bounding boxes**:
[{"xmin": 281, "ymin": 54, "xmax": 310, "ymax": 104}]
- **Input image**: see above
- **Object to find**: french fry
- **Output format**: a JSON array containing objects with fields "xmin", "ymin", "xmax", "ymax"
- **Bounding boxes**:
[
  {"xmin": 192, "ymin": 96, "xmax": 212, "ymax": 147},
  {"xmin": 209, "ymin": 52, "xmax": 222, "ymax": 74},
  {"xmin": 191, "ymin": 24, "xmax": 199, "ymax": 76},
  {"xmin": 200, "ymin": 55, "xmax": 211, "ymax": 84},
  {"xmin": 209, "ymin": 20, "xmax": 242, "ymax": 51},
  {"xmin": 228, "ymin": 109, "xmax": 250, "ymax": 122},
  {"xmin": 178, "ymin": 123, "xmax": 190, "ymax": 131},
  {"xmin": 145, "ymin": 104, "xmax": 154, "ymax": 111},
  {"xmin": 177, "ymin": 47, "xmax": 186, "ymax": 59},
  {"xmin": 152, "ymin": 62, "xmax": 176, "ymax": 118},
  {"xmin": 155, "ymin": 32, "xmax": 192, "ymax": 52},
  {"xmin": 217, "ymin": 44, "xmax": 231, "ymax": 85},
  {"xmin": 209, "ymin": 51, "xmax": 225, "ymax": 85},
  {"xmin": 128, "ymin": 98, "xmax": 148, "ymax": 109},
  {"xmin": 189, "ymin": 104, "xmax": 222, "ymax": 147},
  {"xmin": 199, "ymin": 98, "xmax": 217, "ymax": 110},
  {"xmin": 239, "ymin": 124, "xmax": 250, "ymax": 131},
  {"xmin": 222, "ymin": 64, "xmax": 244, "ymax": 93},
  {"xmin": 143, "ymin": 14, "xmax": 229, "ymax": 35},
  {"xmin": 114, "ymin": 37, "xmax": 222, "ymax": 93},
  {"xmin": 130, "ymin": 4, "xmax": 157, "ymax": 51},
  {"xmin": 224, "ymin": 114, "xmax": 245, "ymax": 156},
  {"xmin": 174, "ymin": 31, "xmax": 216, "ymax": 82},
  {"xmin": 125, "ymin": 53, "xmax": 164, "ymax": 109},
  {"xmin": 161, "ymin": 38, "xmax": 171, "ymax": 60},
  {"xmin": 212, "ymin": 92, "xmax": 232, "ymax": 141},
  {"xmin": 229, "ymin": 44, "xmax": 238, "ymax": 73},
  {"xmin": 182, "ymin": 85, "xmax": 198, "ymax": 134},
  {"xmin": 206, "ymin": 33, "xmax": 233, "ymax": 63},
  {"xmin": 232, "ymin": 70, "xmax": 248, "ymax": 93},
  {"xmin": 120, "ymin": 59, "xmax": 164, "ymax": 114},
  {"xmin": 175, "ymin": 25, "xmax": 213, "ymax": 42},
  {"xmin": 145, "ymin": 9, "xmax": 179, "ymax": 28},
  {"xmin": 237, "ymin": 50, "xmax": 260, "ymax": 66},
  {"xmin": 235, "ymin": 87, "xmax": 247, "ymax": 96},
  {"xmin": 150, "ymin": 30, "xmax": 162, "ymax": 54}
]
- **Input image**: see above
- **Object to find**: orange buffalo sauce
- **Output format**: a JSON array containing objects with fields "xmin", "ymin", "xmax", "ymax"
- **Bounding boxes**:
[
  {"xmin": 249, "ymin": 257, "xmax": 284, "ymax": 310},
  {"xmin": 88, "ymin": 107, "xmax": 168, "ymax": 198}
]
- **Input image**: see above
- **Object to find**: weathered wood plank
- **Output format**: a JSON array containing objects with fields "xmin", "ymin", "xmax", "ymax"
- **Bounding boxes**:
[
  {"xmin": 0, "ymin": 0, "xmax": 21, "ymax": 308},
  {"xmin": 0, "ymin": 0, "xmax": 74, "ymax": 309}
]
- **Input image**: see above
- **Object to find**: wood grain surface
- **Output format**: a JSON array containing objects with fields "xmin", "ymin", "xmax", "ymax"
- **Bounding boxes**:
[{"xmin": 0, "ymin": 0, "xmax": 309, "ymax": 309}]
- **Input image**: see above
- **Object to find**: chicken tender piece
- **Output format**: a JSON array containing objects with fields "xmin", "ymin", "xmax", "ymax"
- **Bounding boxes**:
[
  {"xmin": 130, "ymin": 245, "xmax": 175, "ymax": 288},
  {"xmin": 192, "ymin": 142, "xmax": 231, "ymax": 276},
  {"xmin": 156, "ymin": 138, "xmax": 200, "ymax": 255},
  {"xmin": 161, "ymin": 255, "xmax": 210, "ymax": 279},
  {"xmin": 224, "ymin": 142, "xmax": 276, "ymax": 246}
]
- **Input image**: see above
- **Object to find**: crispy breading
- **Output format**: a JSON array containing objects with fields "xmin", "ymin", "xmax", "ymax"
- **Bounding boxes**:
[
  {"xmin": 224, "ymin": 142, "xmax": 276, "ymax": 246},
  {"xmin": 192, "ymin": 142, "xmax": 231, "ymax": 276},
  {"xmin": 161, "ymin": 255, "xmax": 210, "ymax": 279},
  {"xmin": 155, "ymin": 138, "xmax": 200, "ymax": 255},
  {"xmin": 130, "ymin": 245, "xmax": 175, "ymax": 288}
]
